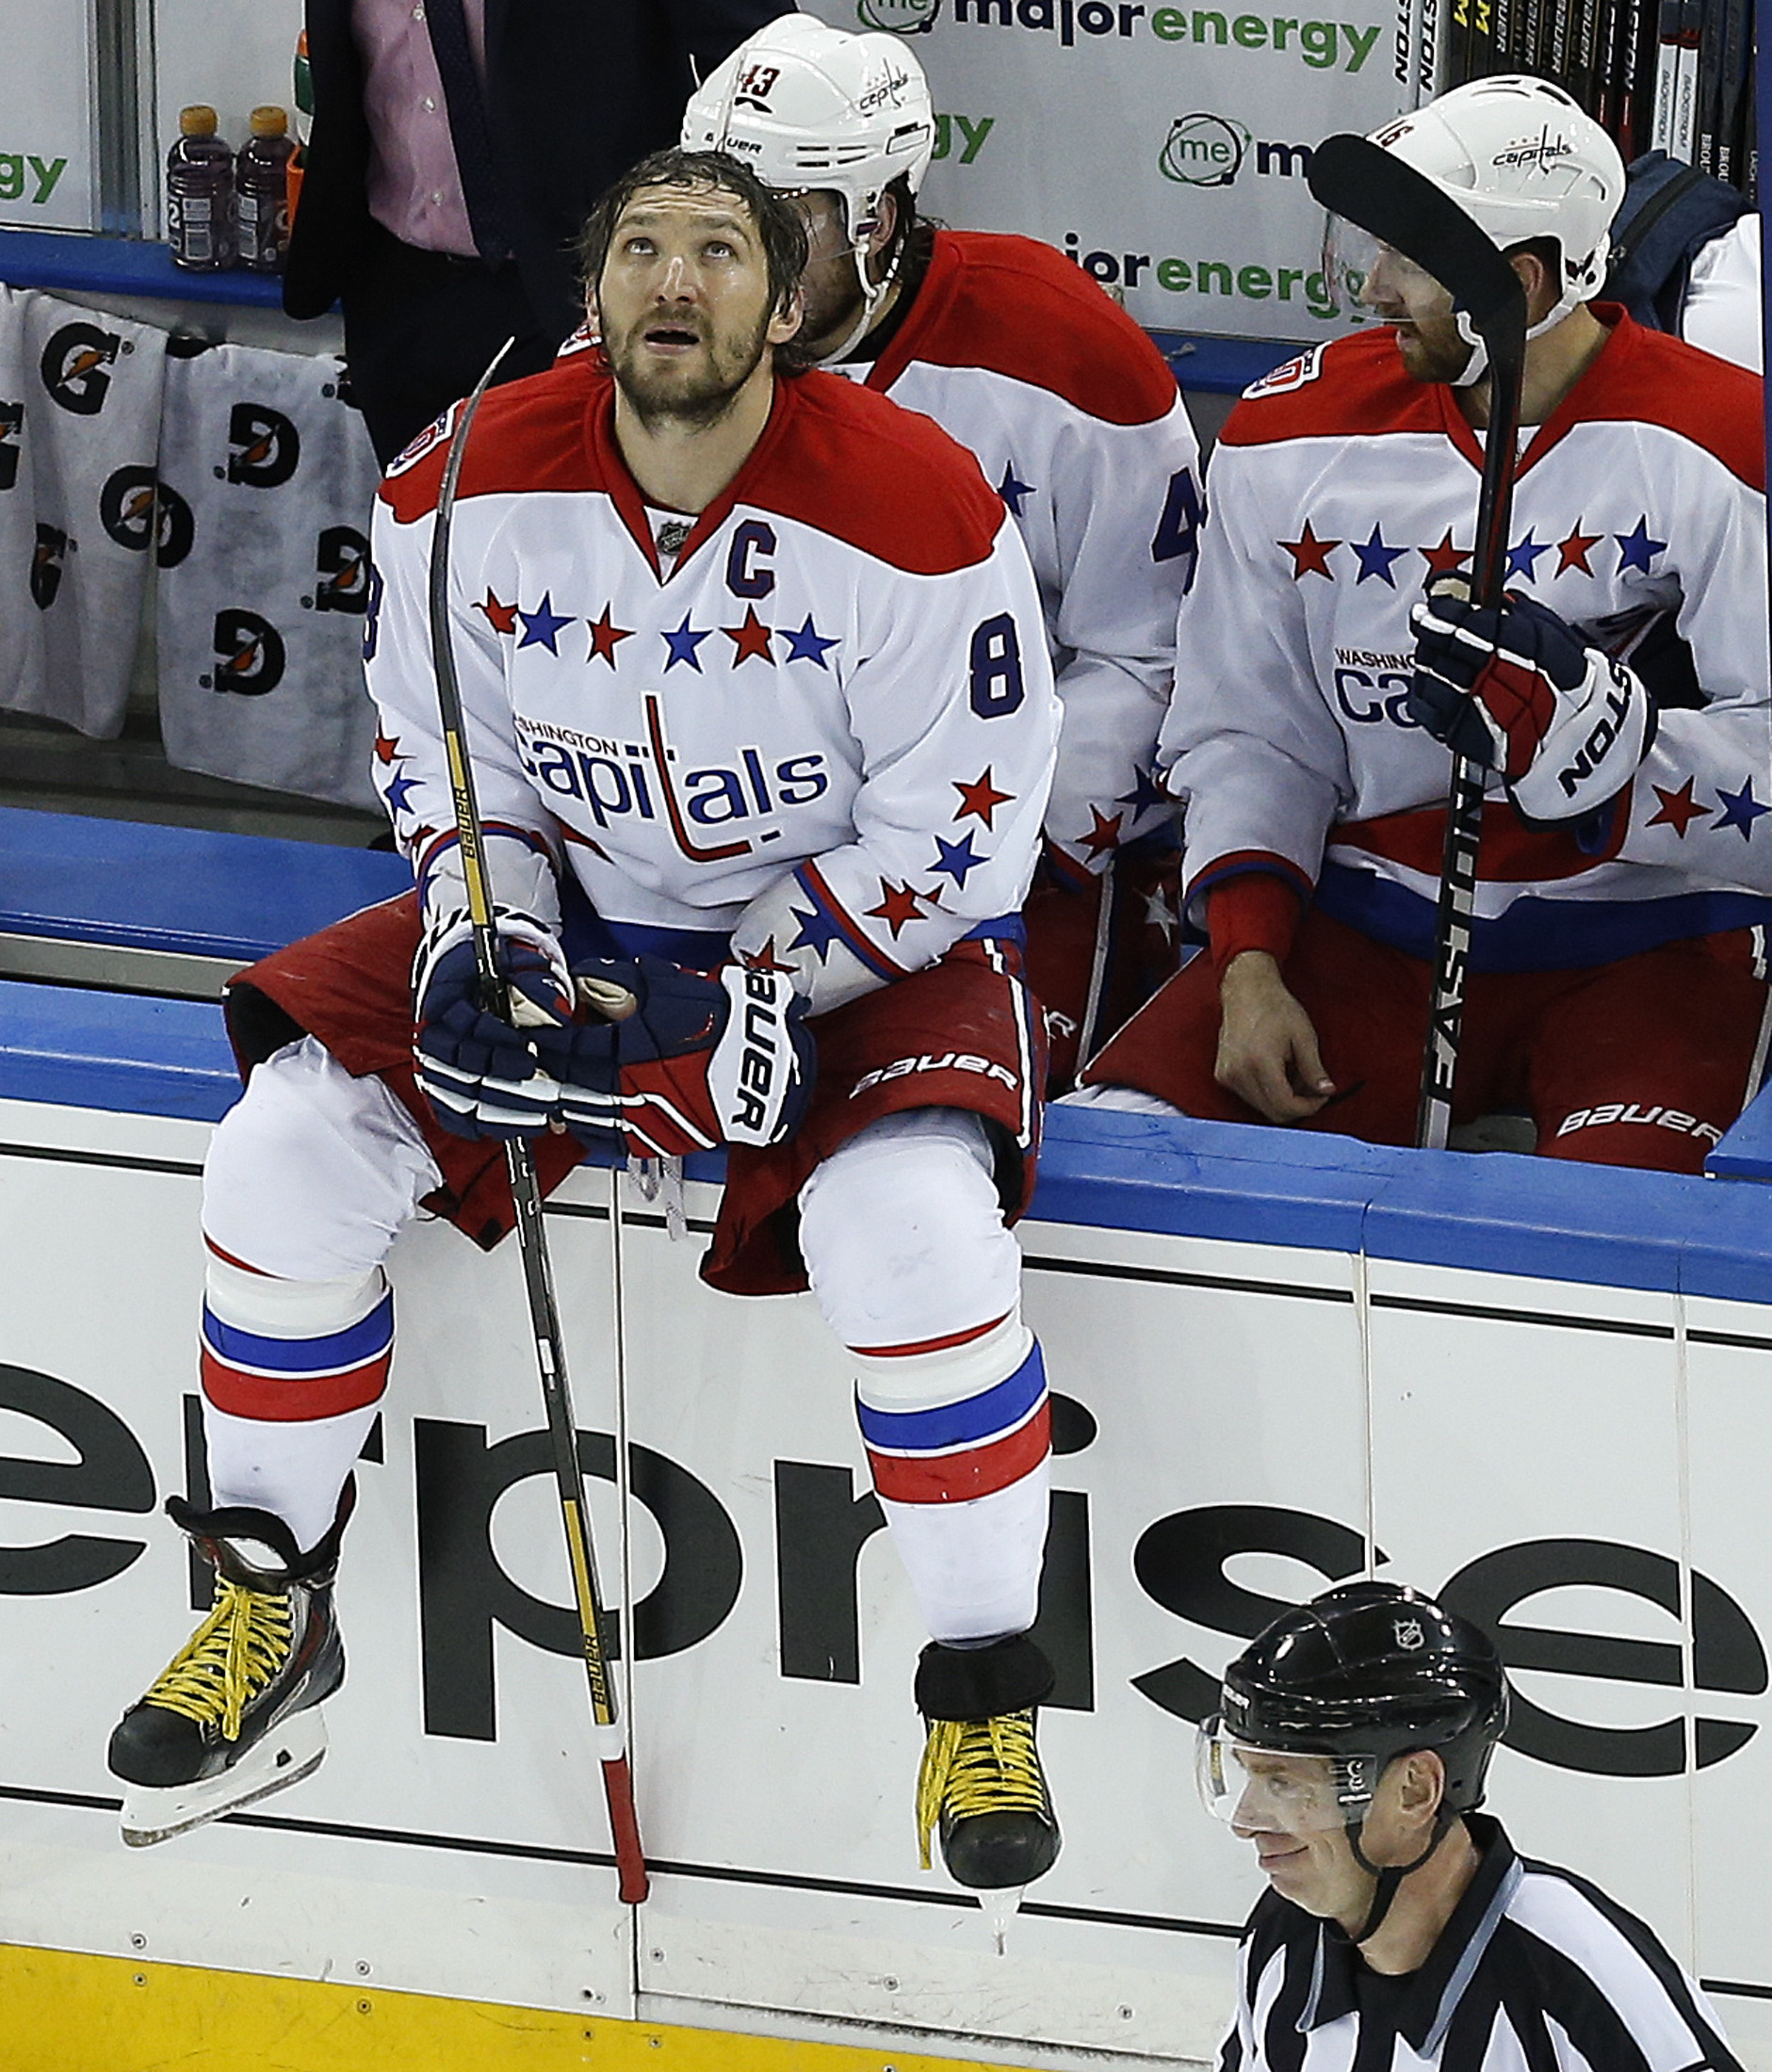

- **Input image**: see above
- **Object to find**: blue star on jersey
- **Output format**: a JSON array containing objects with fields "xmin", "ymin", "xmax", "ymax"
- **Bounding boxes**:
[
  {"xmin": 1505, "ymin": 530, "xmax": 1553, "ymax": 580},
  {"xmin": 1615, "ymin": 517, "xmax": 1668, "ymax": 575},
  {"xmin": 998, "ymin": 461, "xmax": 1034, "ymax": 515},
  {"xmin": 931, "ymin": 831, "xmax": 986, "ymax": 888},
  {"xmin": 382, "ymin": 769, "xmax": 419, "ymax": 817},
  {"xmin": 787, "ymin": 899, "xmax": 845, "ymax": 962},
  {"xmin": 781, "ymin": 614, "xmax": 839, "ymax": 669},
  {"xmin": 662, "ymin": 615, "xmax": 712, "ymax": 672},
  {"xmin": 1352, "ymin": 523, "xmax": 1408, "ymax": 586},
  {"xmin": 1116, "ymin": 766, "xmax": 1169, "ymax": 817},
  {"xmin": 1714, "ymin": 776, "xmax": 1769, "ymax": 839},
  {"xmin": 516, "ymin": 593, "xmax": 574, "ymax": 653}
]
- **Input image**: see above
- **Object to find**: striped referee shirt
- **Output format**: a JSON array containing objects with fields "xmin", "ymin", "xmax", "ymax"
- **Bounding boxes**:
[{"xmin": 1217, "ymin": 1816, "xmax": 1743, "ymax": 2072}]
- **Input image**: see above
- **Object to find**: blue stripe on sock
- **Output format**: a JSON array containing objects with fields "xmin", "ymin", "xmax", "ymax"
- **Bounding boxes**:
[
  {"xmin": 202, "ymin": 1290, "xmax": 395, "ymax": 1375},
  {"xmin": 855, "ymin": 1340, "xmax": 1046, "ymax": 1453}
]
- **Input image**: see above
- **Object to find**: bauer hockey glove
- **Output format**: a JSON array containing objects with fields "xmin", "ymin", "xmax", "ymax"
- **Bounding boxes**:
[
  {"xmin": 528, "ymin": 955, "xmax": 815, "ymax": 1159},
  {"xmin": 1407, "ymin": 584, "xmax": 1655, "ymax": 822},
  {"xmin": 412, "ymin": 909, "xmax": 573, "ymax": 1140}
]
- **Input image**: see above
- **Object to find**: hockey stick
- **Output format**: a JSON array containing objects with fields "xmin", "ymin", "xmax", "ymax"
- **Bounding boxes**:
[
  {"xmin": 1307, "ymin": 135, "xmax": 1527, "ymax": 1151},
  {"xmin": 428, "ymin": 343, "xmax": 649, "ymax": 1904}
]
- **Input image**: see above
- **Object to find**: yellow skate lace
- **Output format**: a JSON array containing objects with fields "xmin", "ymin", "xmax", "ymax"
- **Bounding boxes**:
[
  {"xmin": 142, "ymin": 1578, "xmax": 293, "ymax": 1743},
  {"xmin": 915, "ymin": 1709, "xmax": 1048, "ymax": 1870}
]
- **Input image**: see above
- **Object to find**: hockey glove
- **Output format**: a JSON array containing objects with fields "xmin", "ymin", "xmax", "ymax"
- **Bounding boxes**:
[
  {"xmin": 529, "ymin": 956, "xmax": 815, "ymax": 1158},
  {"xmin": 1408, "ymin": 584, "xmax": 1654, "ymax": 822},
  {"xmin": 412, "ymin": 910, "xmax": 572, "ymax": 1140}
]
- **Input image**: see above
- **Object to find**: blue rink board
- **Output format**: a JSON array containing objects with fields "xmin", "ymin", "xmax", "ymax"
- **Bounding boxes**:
[{"xmin": 3, "ymin": 977, "xmax": 1769, "ymax": 1308}]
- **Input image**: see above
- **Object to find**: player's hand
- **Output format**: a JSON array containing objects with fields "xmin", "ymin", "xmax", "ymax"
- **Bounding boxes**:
[
  {"xmin": 529, "ymin": 955, "xmax": 815, "ymax": 1157},
  {"xmin": 1407, "ymin": 582, "xmax": 1654, "ymax": 821},
  {"xmin": 1214, "ymin": 951, "xmax": 1336, "ymax": 1123},
  {"xmin": 411, "ymin": 910, "xmax": 572, "ymax": 1140}
]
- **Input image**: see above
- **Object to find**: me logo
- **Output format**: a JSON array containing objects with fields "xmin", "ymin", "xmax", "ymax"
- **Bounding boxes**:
[
  {"xmin": 1160, "ymin": 115, "xmax": 1314, "ymax": 187},
  {"xmin": 856, "ymin": 0, "xmax": 941, "ymax": 29},
  {"xmin": 1160, "ymin": 113, "xmax": 1247, "ymax": 186}
]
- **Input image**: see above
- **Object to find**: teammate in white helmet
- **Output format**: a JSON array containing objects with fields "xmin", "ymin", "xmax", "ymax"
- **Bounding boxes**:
[
  {"xmin": 1081, "ymin": 76, "xmax": 1772, "ymax": 1174},
  {"xmin": 684, "ymin": 12, "xmax": 1202, "ymax": 1088},
  {"xmin": 1204, "ymin": 1583, "xmax": 1745, "ymax": 2071},
  {"xmin": 106, "ymin": 147, "xmax": 1067, "ymax": 1897}
]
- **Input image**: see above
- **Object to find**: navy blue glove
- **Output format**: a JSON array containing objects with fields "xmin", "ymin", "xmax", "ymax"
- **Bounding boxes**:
[
  {"xmin": 529, "ymin": 956, "xmax": 815, "ymax": 1157},
  {"xmin": 1408, "ymin": 583, "xmax": 1652, "ymax": 820},
  {"xmin": 412, "ymin": 911, "xmax": 572, "ymax": 1140}
]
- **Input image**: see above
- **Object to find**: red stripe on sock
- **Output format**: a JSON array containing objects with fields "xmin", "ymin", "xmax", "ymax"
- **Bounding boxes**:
[
  {"xmin": 201, "ymin": 1347, "xmax": 391, "ymax": 1421},
  {"xmin": 850, "ymin": 1311, "xmax": 1012, "ymax": 1360},
  {"xmin": 867, "ymin": 1400, "xmax": 1049, "ymax": 1504}
]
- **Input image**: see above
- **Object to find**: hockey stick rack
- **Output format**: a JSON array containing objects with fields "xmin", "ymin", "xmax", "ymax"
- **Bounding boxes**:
[
  {"xmin": 427, "ymin": 343, "xmax": 650, "ymax": 1904},
  {"xmin": 1307, "ymin": 136, "xmax": 1530, "ymax": 1151}
]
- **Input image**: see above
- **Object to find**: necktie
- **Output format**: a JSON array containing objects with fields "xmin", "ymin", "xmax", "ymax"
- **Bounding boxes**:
[{"xmin": 424, "ymin": 0, "xmax": 511, "ymax": 261}]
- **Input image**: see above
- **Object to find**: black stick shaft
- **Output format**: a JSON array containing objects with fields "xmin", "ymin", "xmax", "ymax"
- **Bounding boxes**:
[{"xmin": 426, "ymin": 343, "xmax": 649, "ymax": 1904}]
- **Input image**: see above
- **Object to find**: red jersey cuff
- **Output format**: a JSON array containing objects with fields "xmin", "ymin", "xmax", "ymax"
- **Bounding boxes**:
[{"xmin": 1208, "ymin": 872, "xmax": 1304, "ymax": 977}]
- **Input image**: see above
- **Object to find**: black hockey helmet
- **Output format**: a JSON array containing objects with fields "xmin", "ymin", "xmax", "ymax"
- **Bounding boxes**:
[{"xmin": 1218, "ymin": 1580, "xmax": 1509, "ymax": 1820}]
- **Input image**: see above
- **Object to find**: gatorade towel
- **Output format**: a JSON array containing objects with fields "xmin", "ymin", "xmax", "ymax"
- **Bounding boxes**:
[
  {"xmin": 155, "ymin": 337, "xmax": 382, "ymax": 809},
  {"xmin": 0, "ymin": 285, "xmax": 167, "ymax": 737}
]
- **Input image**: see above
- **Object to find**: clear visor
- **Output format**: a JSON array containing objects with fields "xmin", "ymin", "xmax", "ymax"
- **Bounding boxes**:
[
  {"xmin": 1318, "ymin": 213, "xmax": 1451, "ymax": 322},
  {"xmin": 1195, "ymin": 1721, "xmax": 1375, "ymax": 1834}
]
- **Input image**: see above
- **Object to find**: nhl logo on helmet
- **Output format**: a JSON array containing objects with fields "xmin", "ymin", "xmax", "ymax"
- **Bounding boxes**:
[
  {"xmin": 225, "ymin": 403, "xmax": 301, "ymax": 489},
  {"xmin": 30, "ymin": 523, "xmax": 70, "ymax": 609},
  {"xmin": 100, "ymin": 465, "xmax": 195, "ymax": 569},
  {"xmin": 40, "ymin": 321, "xmax": 122, "ymax": 416},
  {"xmin": 1394, "ymin": 1616, "xmax": 1426, "ymax": 1650},
  {"xmin": 206, "ymin": 607, "xmax": 287, "ymax": 695}
]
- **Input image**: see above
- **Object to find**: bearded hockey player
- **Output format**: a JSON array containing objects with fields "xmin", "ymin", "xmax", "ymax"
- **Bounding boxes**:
[
  {"xmin": 1200, "ymin": 1583, "xmax": 1744, "ymax": 2070},
  {"xmin": 106, "ymin": 148, "xmax": 1066, "ymax": 1895},
  {"xmin": 1081, "ymin": 78, "xmax": 1771, "ymax": 1171},
  {"xmin": 684, "ymin": 13, "xmax": 1200, "ymax": 1088}
]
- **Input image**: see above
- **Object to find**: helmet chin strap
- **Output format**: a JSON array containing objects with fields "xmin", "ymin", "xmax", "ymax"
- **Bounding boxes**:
[
  {"xmin": 1450, "ymin": 283, "xmax": 1582, "ymax": 386},
  {"xmin": 815, "ymin": 203, "xmax": 913, "ymax": 365},
  {"xmin": 1337, "ymin": 1805, "xmax": 1457, "ymax": 1947}
]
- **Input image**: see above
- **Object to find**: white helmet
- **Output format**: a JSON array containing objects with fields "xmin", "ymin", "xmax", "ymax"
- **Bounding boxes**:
[
  {"xmin": 683, "ymin": 12, "xmax": 935, "ymax": 358},
  {"xmin": 1369, "ymin": 75, "xmax": 1625, "ymax": 372}
]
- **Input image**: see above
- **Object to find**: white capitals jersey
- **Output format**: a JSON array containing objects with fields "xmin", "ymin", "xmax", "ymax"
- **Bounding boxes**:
[
  {"xmin": 367, "ymin": 349, "xmax": 1059, "ymax": 1008},
  {"xmin": 832, "ymin": 231, "xmax": 1200, "ymax": 881},
  {"xmin": 1166, "ymin": 313, "xmax": 1772, "ymax": 971}
]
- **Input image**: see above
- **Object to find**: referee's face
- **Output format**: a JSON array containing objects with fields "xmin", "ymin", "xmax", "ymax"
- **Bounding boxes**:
[{"xmin": 1230, "ymin": 1752, "xmax": 1374, "ymax": 1923}]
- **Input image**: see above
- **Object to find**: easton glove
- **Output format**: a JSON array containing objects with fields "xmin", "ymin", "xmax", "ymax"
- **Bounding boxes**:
[
  {"xmin": 1408, "ymin": 584, "xmax": 1654, "ymax": 821},
  {"xmin": 412, "ymin": 910, "xmax": 572, "ymax": 1140},
  {"xmin": 529, "ymin": 956, "xmax": 815, "ymax": 1158}
]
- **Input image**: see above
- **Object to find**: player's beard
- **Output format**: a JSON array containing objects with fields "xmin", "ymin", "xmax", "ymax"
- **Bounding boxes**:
[
  {"xmin": 1389, "ymin": 311, "xmax": 1476, "ymax": 385},
  {"xmin": 603, "ymin": 301, "xmax": 776, "ymax": 433},
  {"xmin": 794, "ymin": 261, "xmax": 869, "ymax": 364}
]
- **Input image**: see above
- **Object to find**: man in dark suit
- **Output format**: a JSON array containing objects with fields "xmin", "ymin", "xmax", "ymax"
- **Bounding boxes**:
[{"xmin": 284, "ymin": 0, "xmax": 791, "ymax": 462}]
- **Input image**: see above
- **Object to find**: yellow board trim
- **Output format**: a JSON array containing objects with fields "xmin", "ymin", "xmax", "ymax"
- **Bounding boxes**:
[{"xmin": 0, "ymin": 1943, "xmax": 1031, "ymax": 2072}]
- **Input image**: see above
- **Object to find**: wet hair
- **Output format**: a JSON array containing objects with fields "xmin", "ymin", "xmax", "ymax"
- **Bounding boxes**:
[{"xmin": 577, "ymin": 148, "xmax": 810, "ymax": 328}]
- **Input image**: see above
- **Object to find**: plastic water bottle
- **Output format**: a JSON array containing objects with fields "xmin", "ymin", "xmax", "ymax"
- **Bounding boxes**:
[
  {"xmin": 166, "ymin": 106, "xmax": 236, "ymax": 271},
  {"xmin": 236, "ymin": 106, "xmax": 296, "ymax": 273}
]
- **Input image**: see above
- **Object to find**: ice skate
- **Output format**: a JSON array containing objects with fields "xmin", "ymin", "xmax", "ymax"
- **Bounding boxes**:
[
  {"xmin": 915, "ymin": 1635, "xmax": 1061, "ymax": 1891},
  {"xmin": 107, "ymin": 1491, "xmax": 350, "ymax": 1847}
]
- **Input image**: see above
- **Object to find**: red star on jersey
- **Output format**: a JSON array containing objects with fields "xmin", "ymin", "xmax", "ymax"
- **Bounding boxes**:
[
  {"xmin": 586, "ymin": 605, "xmax": 632, "ymax": 666},
  {"xmin": 1080, "ymin": 806, "xmax": 1124, "ymax": 859},
  {"xmin": 952, "ymin": 767, "xmax": 1014, "ymax": 829},
  {"xmin": 740, "ymin": 935, "xmax": 798, "ymax": 977},
  {"xmin": 866, "ymin": 880, "xmax": 925, "ymax": 938},
  {"xmin": 372, "ymin": 731, "xmax": 402, "ymax": 765},
  {"xmin": 1279, "ymin": 522, "xmax": 1340, "ymax": 579},
  {"xmin": 1554, "ymin": 522, "xmax": 1602, "ymax": 576},
  {"xmin": 475, "ymin": 589, "xmax": 519, "ymax": 636},
  {"xmin": 1648, "ymin": 777, "xmax": 1711, "ymax": 837},
  {"xmin": 1419, "ymin": 529, "xmax": 1472, "ymax": 579},
  {"xmin": 723, "ymin": 606, "xmax": 775, "ymax": 664}
]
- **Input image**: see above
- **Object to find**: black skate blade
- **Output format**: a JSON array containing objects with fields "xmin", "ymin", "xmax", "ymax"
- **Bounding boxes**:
[{"xmin": 119, "ymin": 1709, "xmax": 327, "ymax": 1847}]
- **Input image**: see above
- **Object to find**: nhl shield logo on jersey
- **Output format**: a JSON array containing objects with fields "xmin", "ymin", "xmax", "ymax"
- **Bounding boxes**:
[{"xmin": 40, "ymin": 321, "xmax": 122, "ymax": 415}]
